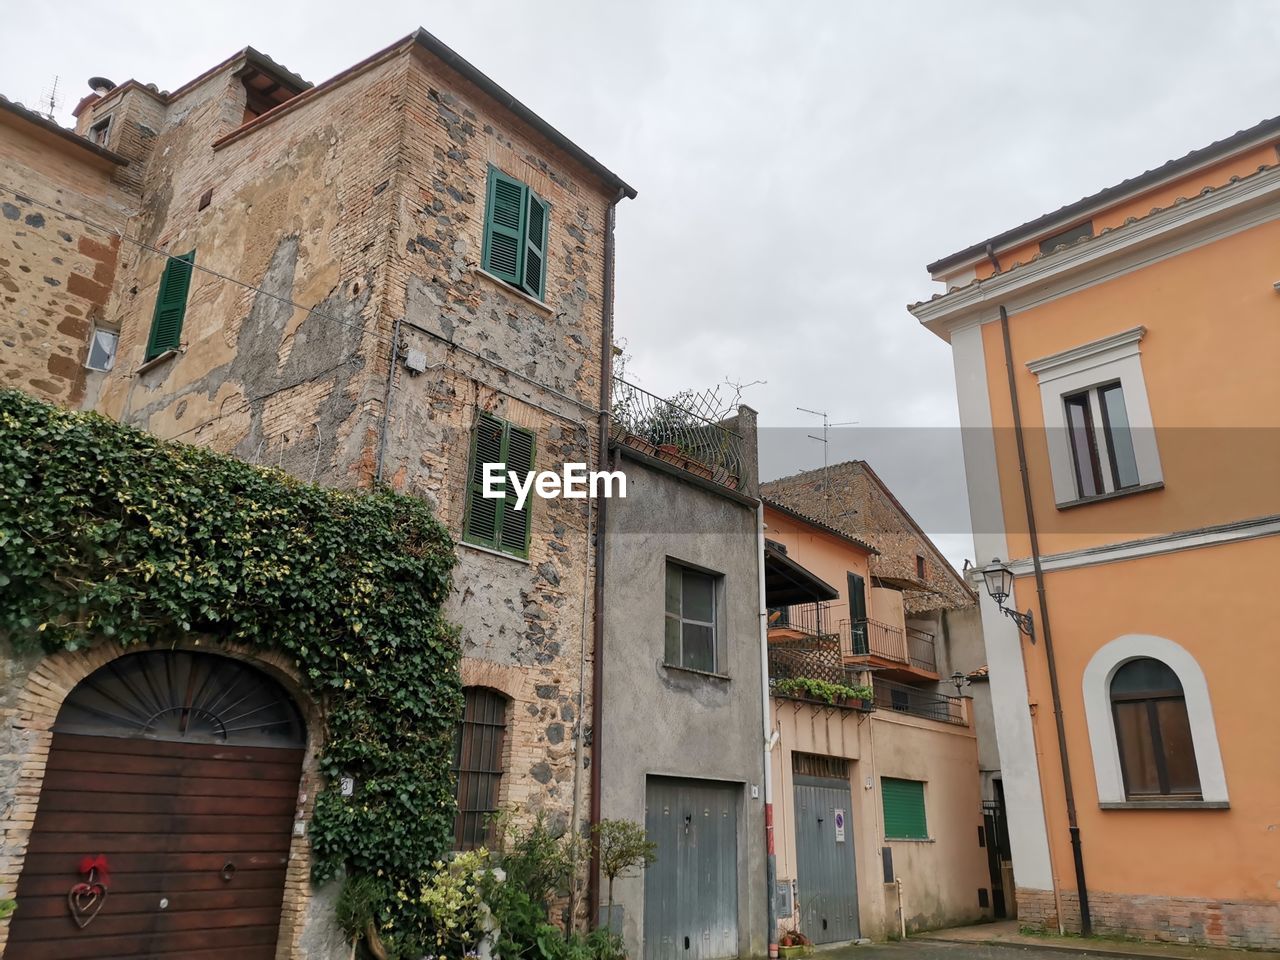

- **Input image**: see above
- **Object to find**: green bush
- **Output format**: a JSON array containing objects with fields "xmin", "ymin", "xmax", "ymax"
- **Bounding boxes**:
[{"xmin": 773, "ymin": 676, "xmax": 873, "ymax": 705}]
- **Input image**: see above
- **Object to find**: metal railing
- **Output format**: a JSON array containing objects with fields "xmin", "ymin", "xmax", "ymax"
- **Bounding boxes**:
[
  {"xmin": 610, "ymin": 378, "xmax": 743, "ymax": 487},
  {"xmin": 873, "ymin": 678, "xmax": 966, "ymax": 726},
  {"xmin": 842, "ymin": 617, "xmax": 905, "ymax": 661},
  {"xmin": 768, "ymin": 637, "xmax": 870, "ymax": 701},
  {"xmin": 906, "ymin": 626, "xmax": 937, "ymax": 673},
  {"xmin": 768, "ymin": 601, "xmax": 837, "ymax": 639}
]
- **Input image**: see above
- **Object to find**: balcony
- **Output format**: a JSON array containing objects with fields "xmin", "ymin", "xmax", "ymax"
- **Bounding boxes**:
[
  {"xmin": 610, "ymin": 378, "xmax": 743, "ymax": 489},
  {"xmin": 768, "ymin": 637, "xmax": 874, "ymax": 712},
  {"xmin": 768, "ymin": 601, "xmax": 838, "ymax": 643},
  {"xmin": 841, "ymin": 619, "xmax": 939, "ymax": 681},
  {"xmin": 873, "ymin": 677, "xmax": 966, "ymax": 726}
]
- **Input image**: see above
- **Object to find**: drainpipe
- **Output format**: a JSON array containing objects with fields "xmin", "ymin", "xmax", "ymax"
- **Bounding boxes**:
[
  {"xmin": 588, "ymin": 187, "xmax": 628, "ymax": 926},
  {"xmin": 998, "ymin": 305, "xmax": 1092, "ymax": 935},
  {"xmin": 757, "ymin": 502, "xmax": 778, "ymax": 959}
]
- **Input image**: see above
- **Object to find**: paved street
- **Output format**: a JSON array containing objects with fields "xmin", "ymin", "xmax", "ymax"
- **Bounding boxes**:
[{"xmin": 823, "ymin": 941, "xmax": 1141, "ymax": 960}]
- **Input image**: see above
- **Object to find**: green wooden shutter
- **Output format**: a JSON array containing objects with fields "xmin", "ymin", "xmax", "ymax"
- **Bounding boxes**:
[
  {"xmin": 498, "ymin": 425, "xmax": 535, "ymax": 557},
  {"xmin": 481, "ymin": 168, "xmax": 526, "ymax": 287},
  {"xmin": 463, "ymin": 413, "xmax": 505, "ymax": 550},
  {"xmin": 881, "ymin": 778, "xmax": 928, "ymax": 839},
  {"xmin": 146, "ymin": 250, "xmax": 195, "ymax": 360},
  {"xmin": 521, "ymin": 192, "xmax": 549, "ymax": 300}
]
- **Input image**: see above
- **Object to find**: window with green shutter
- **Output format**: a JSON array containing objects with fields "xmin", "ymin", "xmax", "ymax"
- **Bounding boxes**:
[
  {"xmin": 881, "ymin": 777, "xmax": 928, "ymax": 840},
  {"xmin": 481, "ymin": 167, "xmax": 549, "ymax": 301},
  {"xmin": 463, "ymin": 412, "xmax": 536, "ymax": 558},
  {"xmin": 146, "ymin": 250, "xmax": 195, "ymax": 361}
]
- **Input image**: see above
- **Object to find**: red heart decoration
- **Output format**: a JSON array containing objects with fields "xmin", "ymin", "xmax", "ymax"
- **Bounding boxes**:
[{"xmin": 67, "ymin": 882, "xmax": 107, "ymax": 929}]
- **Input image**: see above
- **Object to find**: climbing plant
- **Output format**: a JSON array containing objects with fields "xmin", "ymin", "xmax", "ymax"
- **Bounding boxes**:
[{"xmin": 0, "ymin": 389, "xmax": 462, "ymax": 953}]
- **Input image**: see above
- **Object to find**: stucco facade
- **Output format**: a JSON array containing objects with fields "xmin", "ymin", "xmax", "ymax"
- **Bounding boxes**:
[
  {"xmin": 599, "ymin": 415, "xmax": 767, "ymax": 960},
  {"xmin": 912, "ymin": 118, "xmax": 1280, "ymax": 946}
]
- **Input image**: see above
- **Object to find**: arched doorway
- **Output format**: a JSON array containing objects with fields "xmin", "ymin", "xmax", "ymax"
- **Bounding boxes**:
[{"xmin": 8, "ymin": 650, "xmax": 307, "ymax": 959}]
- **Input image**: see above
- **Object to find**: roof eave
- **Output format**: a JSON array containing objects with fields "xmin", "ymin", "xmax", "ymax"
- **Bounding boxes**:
[
  {"xmin": 410, "ymin": 28, "xmax": 636, "ymax": 200},
  {"xmin": 0, "ymin": 97, "xmax": 128, "ymax": 167}
]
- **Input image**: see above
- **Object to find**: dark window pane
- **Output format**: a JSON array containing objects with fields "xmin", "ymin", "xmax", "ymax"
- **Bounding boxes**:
[
  {"xmin": 682, "ymin": 569, "xmax": 714, "ymax": 623},
  {"xmin": 1113, "ymin": 701, "xmax": 1161, "ymax": 796},
  {"xmin": 1065, "ymin": 392, "xmax": 1102, "ymax": 498},
  {"xmin": 1156, "ymin": 699, "xmax": 1201, "ymax": 795},
  {"xmin": 683, "ymin": 623, "xmax": 715, "ymax": 672},
  {"xmin": 1099, "ymin": 383, "xmax": 1140, "ymax": 489},
  {"xmin": 1112, "ymin": 658, "xmax": 1182, "ymax": 697},
  {"xmin": 665, "ymin": 563, "xmax": 681, "ymax": 616}
]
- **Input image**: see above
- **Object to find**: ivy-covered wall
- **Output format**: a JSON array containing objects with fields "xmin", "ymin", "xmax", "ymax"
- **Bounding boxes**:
[{"xmin": 0, "ymin": 389, "xmax": 463, "ymax": 954}]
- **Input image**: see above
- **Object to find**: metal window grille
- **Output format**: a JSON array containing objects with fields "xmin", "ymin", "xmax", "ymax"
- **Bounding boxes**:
[{"xmin": 453, "ymin": 687, "xmax": 508, "ymax": 849}]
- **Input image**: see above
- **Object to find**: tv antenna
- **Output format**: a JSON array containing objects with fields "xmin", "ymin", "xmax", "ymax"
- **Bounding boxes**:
[
  {"xmin": 38, "ymin": 76, "xmax": 60, "ymax": 121},
  {"xmin": 796, "ymin": 407, "xmax": 858, "ymax": 519}
]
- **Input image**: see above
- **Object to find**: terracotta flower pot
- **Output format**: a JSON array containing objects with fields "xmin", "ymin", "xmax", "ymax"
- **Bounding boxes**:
[
  {"xmin": 624, "ymin": 434, "xmax": 657, "ymax": 457},
  {"xmin": 656, "ymin": 443, "xmax": 684, "ymax": 466}
]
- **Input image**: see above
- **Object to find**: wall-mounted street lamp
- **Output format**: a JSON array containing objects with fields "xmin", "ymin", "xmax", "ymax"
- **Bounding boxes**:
[
  {"xmin": 949, "ymin": 671, "xmax": 970, "ymax": 697},
  {"xmin": 981, "ymin": 558, "xmax": 1035, "ymax": 642}
]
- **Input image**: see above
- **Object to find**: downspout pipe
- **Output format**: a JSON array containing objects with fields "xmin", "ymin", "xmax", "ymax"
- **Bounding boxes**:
[
  {"xmin": 756, "ymin": 502, "xmax": 778, "ymax": 959},
  {"xmin": 588, "ymin": 187, "xmax": 628, "ymax": 926},
  {"xmin": 998, "ymin": 305, "xmax": 1092, "ymax": 935}
]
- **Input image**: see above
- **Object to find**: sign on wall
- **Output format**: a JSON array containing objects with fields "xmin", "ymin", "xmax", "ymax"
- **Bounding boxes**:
[{"xmin": 834, "ymin": 808, "xmax": 846, "ymax": 843}]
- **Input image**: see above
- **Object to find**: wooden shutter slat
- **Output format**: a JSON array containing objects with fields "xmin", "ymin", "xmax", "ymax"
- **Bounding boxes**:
[
  {"xmin": 499, "ymin": 425, "xmax": 535, "ymax": 556},
  {"xmin": 482, "ymin": 169, "xmax": 526, "ymax": 286},
  {"xmin": 463, "ymin": 414, "xmax": 504, "ymax": 549},
  {"xmin": 146, "ymin": 251, "xmax": 195, "ymax": 360},
  {"xmin": 522, "ymin": 192, "xmax": 548, "ymax": 299}
]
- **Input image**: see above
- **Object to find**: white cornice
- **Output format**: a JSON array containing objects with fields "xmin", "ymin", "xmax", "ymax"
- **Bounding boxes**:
[
  {"xmin": 1026, "ymin": 325, "xmax": 1146, "ymax": 377},
  {"xmin": 910, "ymin": 165, "xmax": 1280, "ymax": 339},
  {"xmin": 1005, "ymin": 513, "xmax": 1280, "ymax": 576}
]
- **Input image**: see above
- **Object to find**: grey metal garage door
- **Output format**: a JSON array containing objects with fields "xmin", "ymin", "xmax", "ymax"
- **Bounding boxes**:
[
  {"xmin": 643, "ymin": 777, "xmax": 739, "ymax": 960},
  {"xmin": 793, "ymin": 773, "xmax": 860, "ymax": 943}
]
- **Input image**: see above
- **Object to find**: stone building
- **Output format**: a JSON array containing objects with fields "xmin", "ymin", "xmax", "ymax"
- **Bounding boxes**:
[{"xmin": 0, "ymin": 29, "xmax": 633, "ymax": 958}]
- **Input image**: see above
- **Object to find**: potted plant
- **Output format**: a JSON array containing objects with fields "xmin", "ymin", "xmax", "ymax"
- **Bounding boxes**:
[{"xmin": 779, "ymin": 928, "xmax": 812, "ymax": 958}]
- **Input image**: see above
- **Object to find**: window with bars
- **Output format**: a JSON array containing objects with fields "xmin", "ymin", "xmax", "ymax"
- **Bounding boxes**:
[
  {"xmin": 452, "ymin": 687, "xmax": 508, "ymax": 850},
  {"xmin": 792, "ymin": 752, "xmax": 850, "ymax": 779},
  {"xmin": 881, "ymin": 777, "xmax": 928, "ymax": 840},
  {"xmin": 463, "ymin": 413, "xmax": 536, "ymax": 558},
  {"xmin": 664, "ymin": 561, "xmax": 721, "ymax": 673},
  {"xmin": 481, "ymin": 166, "xmax": 549, "ymax": 301},
  {"xmin": 1110, "ymin": 658, "xmax": 1200, "ymax": 799},
  {"xmin": 145, "ymin": 250, "xmax": 195, "ymax": 361}
]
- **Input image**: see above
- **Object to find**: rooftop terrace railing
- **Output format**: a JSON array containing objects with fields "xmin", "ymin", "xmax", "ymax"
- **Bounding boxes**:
[
  {"xmin": 611, "ymin": 378, "xmax": 743, "ymax": 488},
  {"xmin": 873, "ymin": 677, "xmax": 966, "ymax": 726}
]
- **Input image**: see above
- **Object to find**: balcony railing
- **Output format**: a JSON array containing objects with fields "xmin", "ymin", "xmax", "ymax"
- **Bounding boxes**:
[
  {"xmin": 873, "ymin": 678, "xmax": 966, "ymax": 726},
  {"xmin": 906, "ymin": 626, "xmax": 937, "ymax": 673},
  {"xmin": 768, "ymin": 637, "xmax": 870, "ymax": 704},
  {"xmin": 843, "ymin": 617, "xmax": 904, "ymax": 661},
  {"xmin": 768, "ymin": 601, "xmax": 837, "ymax": 639},
  {"xmin": 611, "ymin": 378, "xmax": 743, "ymax": 488}
]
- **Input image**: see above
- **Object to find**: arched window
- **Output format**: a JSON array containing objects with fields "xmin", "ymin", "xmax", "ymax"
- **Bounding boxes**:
[
  {"xmin": 453, "ymin": 687, "xmax": 508, "ymax": 849},
  {"xmin": 1110, "ymin": 658, "xmax": 1200, "ymax": 799}
]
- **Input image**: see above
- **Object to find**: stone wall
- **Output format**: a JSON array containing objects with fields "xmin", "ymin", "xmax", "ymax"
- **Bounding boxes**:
[{"xmin": 0, "ymin": 114, "xmax": 132, "ymax": 406}]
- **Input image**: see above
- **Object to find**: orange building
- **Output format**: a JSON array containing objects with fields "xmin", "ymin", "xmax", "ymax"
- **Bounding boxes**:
[{"xmin": 909, "ymin": 117, "xmax": 1280, "ymax": 946}]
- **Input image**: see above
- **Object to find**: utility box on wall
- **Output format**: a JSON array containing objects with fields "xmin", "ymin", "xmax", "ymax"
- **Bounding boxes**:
[{"xmin": 775, "ymin": 880, "xmax": 794, "ymax": 918}]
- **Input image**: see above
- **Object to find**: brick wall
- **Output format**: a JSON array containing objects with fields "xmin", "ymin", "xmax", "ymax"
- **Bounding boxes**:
[{"xmin": 1016, "ymin": 886, "xmax": 1280, "ymax": 950}]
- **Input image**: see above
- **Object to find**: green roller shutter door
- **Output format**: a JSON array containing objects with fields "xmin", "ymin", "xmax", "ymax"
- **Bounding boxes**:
[{"xmin": 881, "ymin": 778, "xmax": 928, "ymax": 840}]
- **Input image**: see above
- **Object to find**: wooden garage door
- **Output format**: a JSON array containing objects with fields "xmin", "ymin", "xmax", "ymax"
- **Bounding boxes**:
[{"xmin": 7, "ymin": 651, "xmax": 306, "ymax": 960}]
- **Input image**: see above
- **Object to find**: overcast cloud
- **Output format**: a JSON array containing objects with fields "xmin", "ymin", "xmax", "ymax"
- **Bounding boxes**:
[{"xmin": 6, "ymin": 0, "xmax": 1279, "ymax": 568}]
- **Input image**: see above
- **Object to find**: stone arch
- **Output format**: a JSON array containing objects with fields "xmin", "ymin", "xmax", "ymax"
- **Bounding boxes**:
[{"xmin": 0, "ymin": 638, "xmax": 326, "ymax": 959}]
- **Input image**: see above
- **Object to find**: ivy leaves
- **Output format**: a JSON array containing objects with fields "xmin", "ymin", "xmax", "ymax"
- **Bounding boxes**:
[{"xmin": 0, "ymin": 390, "xmax": 462, "ymax": 905}]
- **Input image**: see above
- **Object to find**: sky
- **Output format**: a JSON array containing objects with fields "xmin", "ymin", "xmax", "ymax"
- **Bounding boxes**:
[{"xmin": 6, "ymin": 0, "xmax": 1279, "ymax": 570}]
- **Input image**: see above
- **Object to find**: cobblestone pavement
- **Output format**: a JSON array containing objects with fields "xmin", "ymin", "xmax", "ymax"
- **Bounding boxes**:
[{"xmin": 820, "ymin": 940, "xmax": 1156, "ymax": 960}]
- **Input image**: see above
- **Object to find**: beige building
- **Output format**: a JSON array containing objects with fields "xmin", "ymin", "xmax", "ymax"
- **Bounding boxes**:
[{"xmin": 0, "ymin": 30, "xmax": 632, "ymax": 957}]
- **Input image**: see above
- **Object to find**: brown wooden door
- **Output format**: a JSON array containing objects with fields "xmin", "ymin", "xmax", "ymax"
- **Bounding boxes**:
[{"xmin": 8, "ymin": 652, "xmax": 306, "ymax": 960}]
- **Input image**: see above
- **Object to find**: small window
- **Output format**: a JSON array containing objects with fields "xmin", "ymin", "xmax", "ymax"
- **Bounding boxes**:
[
  {"xmin": 463, "ymin": 413, "xmax": 536, "ymax": 558},
  {"xmin": 915, "ymin": 554, "xmax": 926, "ymax": 579},
  {"xmin": 452, "ymin": 687, "xmax": 508, "ymax": 849},
  {"xmin": 881, "ymin": 777, "xmax": 928, "ymax": 840},
  {"xmin": 146, "ymin": 251, "xmax": 195, "ymax": 361},
  {"xmin": 1038, "ymin": 220, "xmax": 1093, "ymax": 254},
  {"xmin": 664, "ymin": 562, "xmax": 720, "ymax": 673},
  {"xmin": 1064, "ymin": 382, "xmax": 1139, "ymax": 500},
  {"xmin": 89, "ymin": 116, "xmax": 111, "ymax": 147},
  {"xmin": 84, "ymin": 328, "xmax": 118, "ymax": 372},
  {"xmin": 1110, "ymin": 658, "xmax": 1200, "ymax": 799},
  {"xmin": 481, "ymin": 166, "xmax": 549, "ymax": 301}
]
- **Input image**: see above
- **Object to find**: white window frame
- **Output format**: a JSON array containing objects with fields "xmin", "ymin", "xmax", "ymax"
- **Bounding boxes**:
[
  {"xmin": 84, "ymin": 327, "xmax": 118, "ymax": 372},
  {"xmin": 1081, "ymin": 634, "xmax": 1228, "ymax": 806},
  {"xmin": 1027, "ymin": 326, "xmax": 1162, "ymax": 506}
]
